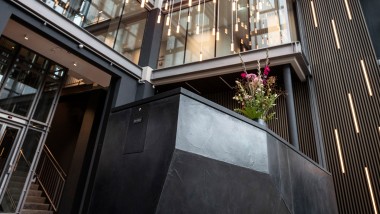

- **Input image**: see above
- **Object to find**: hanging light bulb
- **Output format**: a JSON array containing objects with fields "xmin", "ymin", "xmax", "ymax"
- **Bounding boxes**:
[
  {"xmin": 216, "ymin": 30, "xmax": 220, "ymax": 40},
  {"xmin": 200, "ymin": 52, "xmax": 203, "ymax": 61},
  {"xmin": 157, "ymin": 13, "xmax": 161, "ymax": 23},
  {"xmin": 140, "ymin": 0, "xmax": 144, "ymax": 8},
  {"xmin": 198, "ymin": 4, "xmax": 201, "ymax": 11},
  {"xmin": 189, "ymin": 0, "xmax": 192, "ymax": 6},
  {"xmin": 212, "ymin": 27, "xmax": 215, "ymax": 35},
  {"xmin": 225, "ymin": 28, "xmax": 228, "ymax": 34},
  {"xmin": 213, "ymin": 0, "xmax": 216, "ymax": 3},
  {"xmin": 232, "ymin": 2, "xmax": 236, "ymax": 11},
  {"xmin": 231, "ymin": 42, "xmax": 234, "ymax": 52},
  {"xmin": 165, "ymin": 1, "xmax": 168, "ymax": 10},
  {"xmin": 256, "ymin": 11, "xmax": 260, "ymax": 21},
  {"xmin": 235, "ymin": 23, "xmax": 238, "ymax": 31},
  {"xmin": 246, "ymin": 34, "xmax": 248, "ymax": 39},
  {"xmin": 241, "ymin": 39, "xmax": 243, "ymax": 44},
  {"xmin": 146, "ymin": 0, "xmax": 148, "ymax": 2},
  {"xmin": 196, "ymin": 25, "xmax": 200, "ymax": 34},
  {"xmin": 188, "ymin": 14, "xmax": 191, "ymax": 22},
  {"xmin": 177, "ymin": 0, "xmax": 183, "ymax": 33},
  {"xmin": 166, "ymin": 16, "xmax": 170, "ymax": 25},
  {"xmin": 125, "ymin": 0, "xmax": 129, "ymax": 3}
]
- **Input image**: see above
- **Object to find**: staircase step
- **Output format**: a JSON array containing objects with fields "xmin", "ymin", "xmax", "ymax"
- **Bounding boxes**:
[
  {"xmin": 13, "ymin": 171, "xmax": 29, "ymax": 177},
  {"xmin": 21, "ymin": 210, "xmax": 53, "ymax": 214},
  {"xmin": 23, "ymin": 202, "xmax": 49, "ymax": 210},
  {"xmin": 25, "ymin": 196, "xmax": 46, "ymax": 203},
  {"xmin": 27, "ymin": 190, "xmax": 43, "ymax": 197},
  {"xmin": 11, "ymin": 175, "xmax": 27, "ymax": 182},
  {"xmin": 29, "ymin": 183, "xmax": 39, "ymax": 190}
]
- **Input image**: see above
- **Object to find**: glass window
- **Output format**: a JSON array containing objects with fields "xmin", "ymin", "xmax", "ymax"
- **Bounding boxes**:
[
  {"xmin": 185, "ymin": 1, "xmax": 215, "ymax": 63},
  {"xmin": 32, "ymin": 65, "xmax": 65, "ymax": 123},
  {"xmin": 158, "ymin": 8, "xmax": 188, "ymax": 68},
  {"xmin": 159, "ymin": 0, "xmax": 297, "ymax": 68},
  {"xmin": 0, "ymin": 48, "xmax": 46, "ymax": 117}
]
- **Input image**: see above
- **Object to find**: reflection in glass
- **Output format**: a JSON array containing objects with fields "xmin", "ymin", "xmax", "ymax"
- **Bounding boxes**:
[
  {"xmin": 0, "ymin": 129, "xmax": 42, "ymax": 213},
  {"xmin": 158, "ymin": 8, "xmax": 188, "ymax": 68},
  {"xmin": 185, "ymin": 2, "xmax": 215, "ymax": 63},
  {"xmin": 159, "ymin": 0, "xmax": 297, "ymax": 68},
  {"xmin": 0, "ymin": 38, "xmax": 17, "ymax": 83},
  {"xmin": 0, "ymin": 126, "xmax": 19, "ymax": 176},
  {"xmin": 33, "ymin": 65, "xmax": 65, "ymax": 123},
  {"xmin": 0, "ymin": 48, "xmax": 46, "ymax": 117}
]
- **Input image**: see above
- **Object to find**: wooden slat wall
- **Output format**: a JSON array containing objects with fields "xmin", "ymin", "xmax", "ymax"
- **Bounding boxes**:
[{"xmin": 297, "ymin": 0, "xmax": 380, "ymax": 213}]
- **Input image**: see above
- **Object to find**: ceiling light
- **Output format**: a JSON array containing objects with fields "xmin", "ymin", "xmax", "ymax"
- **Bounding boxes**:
[
  {"xmin": 24, "ymin": 35, "xmax": 29, "ymax": 40},
  {"xmin": 73, "ymin": 62, "xmax": 77, "ymax": 67}
]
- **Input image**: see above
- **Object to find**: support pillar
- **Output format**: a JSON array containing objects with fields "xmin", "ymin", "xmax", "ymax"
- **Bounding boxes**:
[{"xmin": 283, "ymin": 65, "xmax": 300, "ymax": 149}]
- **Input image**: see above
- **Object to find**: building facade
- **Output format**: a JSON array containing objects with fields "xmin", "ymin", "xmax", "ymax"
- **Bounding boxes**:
[{"xmin": 0, "ymin": 0, "xmax": 378, "ymax": 213}]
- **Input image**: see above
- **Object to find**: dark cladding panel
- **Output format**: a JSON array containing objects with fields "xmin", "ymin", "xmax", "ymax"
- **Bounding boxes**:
[
  {"xmin": 123, "ymin": 105, "xmax": 150, "ymax": 154},
  {"xmin": 155, "ymin": 149, "xmax": 290, "ymax": 214},
  {"xmin": 89, "ymin": 95, "xmax": 180, "ymax": 214}
]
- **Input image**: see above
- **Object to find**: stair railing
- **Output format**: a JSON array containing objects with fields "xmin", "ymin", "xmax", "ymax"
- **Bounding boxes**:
[{"xmin": 21, "ymin": 145, "xmax": 67, "ymax": 212}]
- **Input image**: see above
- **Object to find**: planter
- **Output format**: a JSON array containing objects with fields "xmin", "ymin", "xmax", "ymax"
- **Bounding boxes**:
[{"xmin": 253, "ymin": 118, "xmax": 267, "ymax": 127}]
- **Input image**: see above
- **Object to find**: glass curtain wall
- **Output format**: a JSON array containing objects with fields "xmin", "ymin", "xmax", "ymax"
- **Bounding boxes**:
[
  {"xmin": 40, "ymin": 0, "xmax": 148, "ymax": 65},
  {"xmin": 159, "ymin": 0, "xmax": 297, "ymax": 68}
]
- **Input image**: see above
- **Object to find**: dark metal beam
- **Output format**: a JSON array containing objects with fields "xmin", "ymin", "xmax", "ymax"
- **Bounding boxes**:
[{"xmin": 283, "ymin": 65, "xmax": 299, "ymax": 150}]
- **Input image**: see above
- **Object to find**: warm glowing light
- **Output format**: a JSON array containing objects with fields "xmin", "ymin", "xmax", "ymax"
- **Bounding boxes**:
[
  {"xmin": 216, "ymin": 31, "xmax": 220, "ymax": 40},
  {"xmin": 332, "ymin": 20, "xmax": 341, "ymax": 49},
  {"xmin": 230, "ymin": 42, "xmax": 234, "ymax": 52},
  {"xmin": 24, "ymin": 35, "xmax": 29, "ymax": 40},
  {"xmin": 311, "ymin": 1, "xmax": 318, "ymax": 27},
  {"xmin": 232, "ymin": 2, "xmax": 236, "ymax": 11},
  {"xmin": 166, "ymin": 16, "xmax": 170, "ymax": 26},
  {"xmin": 360, "ymin": 60, "xmax": 373, "ymax": 96},
  {"xmin": 200, "ymin": 52, "xmax": 203, "ymax": 61},
  {"xmin": 198, "ymin": 4, "xmax": 201, "ymax": 11},
  {"xmin": 344, "ymin": 0, "xmax": 352, "ymax": 20},
  {"xmin": 256, "ymin": 11, "xmax": 260, "ymax": 21},
  {"xmin": 235, "ymin": 23, "xmax": 238, "ymax": 31},
  {"xmin": 165, "ymin": 1, "xmax": 168, "ymax": 10},
  {"xmin": 125, "ymin": 0, "xmax": 129, "ymax": 3},
  {"xmin": 196, "ymin": 25, "xmax": 200, "ymax": 34},
  {"xmin": 213, "ymin": 0, "xmax": 216, "ymax": 3},
  {"xmin": 157, "ymin": 14, "xmax": 161, "ymax": 23},
  {"xmin": 334, "ymin": 129, "xmax": 346, "ymax": 173},
  {"xmin": 189, "ymin": 0, "xmax": 192, "ymax": 6},
  {"xmin": 240, "ymin": 39, "xmax": 243, "ymax": 44},
  {"xmin": 348, "ymin": 93, "xmax": 359, "ymax": 133},
  {"xmin": 212, "ymin": 27, "xmax": 215, "ymax": 36},
  {"xmin": 365, "ymin": 167, "xmax": 378, "ymax": 214},
  {"xmin": 188, "ymin": 15, "xmax": 191, "ymax": 23},
  {"xmin": 140, "ymin": 0, "xmax": 144, "ymax": 8},
  {"xmin": 176, "ymin": 24, "xmax": 180, "ymax": 33},
  {"xmin": 225, "ymin": 28, "xmax": 228, "ymax": 34}
]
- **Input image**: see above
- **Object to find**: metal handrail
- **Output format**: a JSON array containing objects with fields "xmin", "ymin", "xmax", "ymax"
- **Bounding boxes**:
[
  {"xmin": 19, "ymin": 146, "xmax": 66, "ymax": 212},
  {"xmin": 42, "ymin": 145, "xmax": 67, "ymax": 177},
  {"xmin": 34, "ymin": 146, "xmax": 66, "ymax": 212}
]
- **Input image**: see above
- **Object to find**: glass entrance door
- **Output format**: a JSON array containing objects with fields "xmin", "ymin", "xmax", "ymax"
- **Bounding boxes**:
[{"xmin": 0, "ymin": 123, "xmax": 22, "ymax": 212}]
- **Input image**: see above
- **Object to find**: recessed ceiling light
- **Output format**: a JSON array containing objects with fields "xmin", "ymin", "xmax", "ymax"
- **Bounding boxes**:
[
  {"xmin": 24, "ymin": 35, "xmax": 29, "ymax": 40},
  {"xmin": 73, "ymin": 62, "xmax": 77, "ymax": 67}
]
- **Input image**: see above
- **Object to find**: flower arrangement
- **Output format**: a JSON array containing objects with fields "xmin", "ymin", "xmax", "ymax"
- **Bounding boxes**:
[{"xmin": 233, "ymin": 51, "xmax": 281, "ymax": 122}]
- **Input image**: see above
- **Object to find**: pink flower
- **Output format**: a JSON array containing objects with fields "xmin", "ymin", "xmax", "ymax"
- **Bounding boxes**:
[
  {"xmin": 264, "ymin": 66, "xmax": 270, "ymax": 76},
  {"xmin": 241, "ymin": 73, "xmax": 247, "ymax": 78}
]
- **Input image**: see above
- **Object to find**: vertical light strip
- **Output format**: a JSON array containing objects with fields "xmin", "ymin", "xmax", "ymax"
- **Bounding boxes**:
[
  {"xmin": 332, "ymin": 20, "xmax": 341, "ymax": 49},
  {"xmin": 378, "ymin": 126, "xmax": 380, "ymax": 134},
  {"xmin": 310, "ymin": 1, "xmax": 318, "ymax": 27},
  {"xmin": 365, "ymin": 167, "xmax": 378, "ymax": 214},
  {"xmin": 348, "ymin": 93, "xmax": 360, "ymax": 133},
  {"xmin": 344, "ymin": 0, "xmax": 352, "ymax": 20},
  {"xmin": 360, "ymin": 60, "xmax": 373, "ymax": 96},
  {"xmin": 334, "ymin": 129, "xmax": 346, "ymax": 173}
]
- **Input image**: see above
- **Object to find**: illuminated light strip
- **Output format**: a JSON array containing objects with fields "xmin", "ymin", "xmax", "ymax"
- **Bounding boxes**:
[
  {"xmin": 332, "ymin": 20, "xmax": 341, "ymax": 49},
  {"xmin": 344, "ymin": 0, "xmax": 352, "ymax": 20},
  {"xmin": 360, "ymin": 60, "xmax": 373, "ymax": 96},
  {"xmin": 310, "ymin": 1, "xmax": 318, "ymax": 27},
  {"xmin": 348, "ymin": 93, "xmax": 359, "ymax": 133},
  {"xmin": 378, "ymin": 126, "xmax": 380, "ymax": 134},
  {"xmin": 334, "ymin": 129, "xmax": 346, "ymax": 173},
  {"xmin": 365, "ymin": 167, "xmax": 378, "ymax": 214}
]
